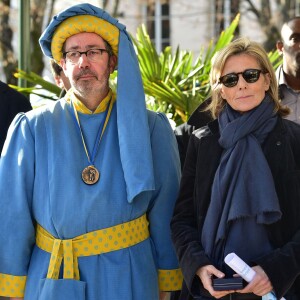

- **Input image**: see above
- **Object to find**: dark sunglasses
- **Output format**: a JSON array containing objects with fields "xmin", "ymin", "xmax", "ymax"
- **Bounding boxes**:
[{"xmin": 219, "ymin": 69, "xmax": 263, "ymax": 88}]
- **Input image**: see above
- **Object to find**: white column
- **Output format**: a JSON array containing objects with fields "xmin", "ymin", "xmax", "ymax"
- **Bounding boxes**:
[
  {"xmin": 155, "ymin": 0, "xmax": 162, "ymax": 53},
  {"xmin": 224, "ymin": 0, "xmax": 231, "ymax": 28}
]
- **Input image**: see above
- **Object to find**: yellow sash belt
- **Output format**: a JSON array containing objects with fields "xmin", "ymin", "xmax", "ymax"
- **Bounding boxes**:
[{"xmin": 36, "ymin": 214, "xmax": 149, "ymax": 280}]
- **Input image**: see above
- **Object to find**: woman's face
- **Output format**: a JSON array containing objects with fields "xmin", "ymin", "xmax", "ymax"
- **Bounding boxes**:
[{"xmin": 220, "ymin": 54, "xmax": 270, "ymax": 113}]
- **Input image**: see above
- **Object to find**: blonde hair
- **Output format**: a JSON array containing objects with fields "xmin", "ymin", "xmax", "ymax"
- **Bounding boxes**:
[{"xmin": 208, "ymin": 37, "xmax": 289, "ymax": 118}]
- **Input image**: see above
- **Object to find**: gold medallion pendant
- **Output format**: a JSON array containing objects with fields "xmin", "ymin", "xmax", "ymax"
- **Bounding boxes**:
[
  {"xmin": 70, "ymin": 94, "xmax": 113, "ymax": 186},
  {"xmin": 82, "ymin": 165, "xmax": 100, "ymax": 185}
]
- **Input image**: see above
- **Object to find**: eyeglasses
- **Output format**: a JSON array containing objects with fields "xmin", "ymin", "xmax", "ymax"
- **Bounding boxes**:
[
  {"xmin": 63, "ymin": 48, "xmax": 109, "ymax": 64},
  {"xmin": 219, "ymin": 69, "xmax": 263, "ymax": 88}
]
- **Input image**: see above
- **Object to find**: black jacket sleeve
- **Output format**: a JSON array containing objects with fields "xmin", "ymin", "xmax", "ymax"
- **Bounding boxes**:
[
  {"xmin": 0, "ymin": 81, "xmax": 32, "ymax": 152},
  {"xmin": 171, "ymin": 132, "xmax": 212, "ymax": 298}
]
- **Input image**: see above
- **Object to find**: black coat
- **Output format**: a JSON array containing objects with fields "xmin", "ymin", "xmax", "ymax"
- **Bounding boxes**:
[
  {"xmin": 0, "ymin": 81, "xmax": 32, "ymax": 152},
  {"xmin": 171, "ymin": 117, "xmax": 300, "ymax": 299},
  {"xmin": 174, "ymin": 98, "xmax": 212, "ymax": 169}
]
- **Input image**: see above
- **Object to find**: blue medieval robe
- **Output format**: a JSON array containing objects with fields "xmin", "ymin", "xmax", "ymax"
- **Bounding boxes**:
[{"xmin": 0, "ymin": 98, "xmax": 181, "ymax": 300}]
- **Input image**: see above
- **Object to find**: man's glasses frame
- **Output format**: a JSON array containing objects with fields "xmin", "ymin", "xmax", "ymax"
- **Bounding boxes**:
[
  {"xmin": 219, "ymin": 69, "xmax": 265, "ymax": 88},
  {"xmin": 63, "ymin": 48, "xmax": 109, "ymax": 64}
]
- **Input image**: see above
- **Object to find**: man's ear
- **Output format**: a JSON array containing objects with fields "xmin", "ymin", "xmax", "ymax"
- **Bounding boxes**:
[
  {"xmin": 276, "ymin": 41, "xmax": 284, "ymax": 54},
  {"xmin": 109, "ymin": 55, "xmax": 118, "ymax": 73},
  {"xmin": 60, "ymin": 58, "xmax": 67, "ymax": 71}
]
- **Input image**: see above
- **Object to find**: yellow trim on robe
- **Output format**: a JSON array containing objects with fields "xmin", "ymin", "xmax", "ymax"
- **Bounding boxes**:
[
  {"xmin": 0, "ymin": 273, "xmax": 26, "ymax": 297},
  {"xmin": 65, "ymin": 88, "xmax": 115, "ymax": 114},
  {"xmin": 158, "ymin": 268, "xmax": 183, "ymax": 292},
  {"xmin": 36, "ymin": 214, "xmax": 149, "ymax": 280}
]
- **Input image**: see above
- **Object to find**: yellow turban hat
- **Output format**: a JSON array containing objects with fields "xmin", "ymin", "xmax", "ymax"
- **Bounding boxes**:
[{"xmin": 51, "ymin": 15, "xmax": 119, "ymax": 62}]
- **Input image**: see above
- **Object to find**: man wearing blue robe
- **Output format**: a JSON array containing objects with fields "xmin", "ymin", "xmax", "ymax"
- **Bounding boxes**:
[{"xmin": 0, "ymin": 3, "xmax": 182, "ymax": 300}]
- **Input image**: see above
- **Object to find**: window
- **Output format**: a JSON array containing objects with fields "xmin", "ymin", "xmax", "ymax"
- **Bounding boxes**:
[
  {"xmin": 214, "ymin": 0, "xmax": 239, "ymax": 36},
  {"xmin": 145, "ymin": 0, "xmax": 170, "ymax": 53}
]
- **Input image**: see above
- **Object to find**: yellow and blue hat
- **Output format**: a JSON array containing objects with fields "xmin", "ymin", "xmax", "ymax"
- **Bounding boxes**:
[
  {"xmin": 51, "ymin": 14, "xmax": 119, "ymax": 62},
  {"xmin": 39, "ymin": 3, "xmax": 155, "ymax": 202}
]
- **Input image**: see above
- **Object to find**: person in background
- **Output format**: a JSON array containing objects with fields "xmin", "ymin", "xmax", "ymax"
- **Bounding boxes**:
[
  {"xmin": 171, "ymin": 37, "xmax": 300, "ymax": 299},
  {"xmin": 276, "ymin": 16, "xmax": 300, "ymax": 124},
  {"xmin": 0, "ymin": 3, "xmax": 181, "ymax": 300},
  {"xmin": 49, "ymin": 59, "xmax": 71, "ymax": 98},
  {"xmin": 0, "ymin": 81, "xmax": 32, "ymax": 153},
  {"xmin": 174, "ymin": 99, "xmax": 212, "ymax": 168}
]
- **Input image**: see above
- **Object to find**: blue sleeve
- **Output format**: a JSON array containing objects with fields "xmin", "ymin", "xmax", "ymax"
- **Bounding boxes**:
[
  {"xmin": 0, "ymin": 113, "xmax": 36, "ymax": 276},
  {"xmin": 147, "ymin": 111, "xmax": 183, "ymax": 291}
]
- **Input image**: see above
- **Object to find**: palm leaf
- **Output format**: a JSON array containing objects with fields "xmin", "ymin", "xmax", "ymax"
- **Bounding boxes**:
[
  {"xmin": 14, "ymin": 69, "xmax": 61, "ymax": 97},
  {"xmin": 133, "ymin": 14, "xmax": 240, "ymax": 124}
]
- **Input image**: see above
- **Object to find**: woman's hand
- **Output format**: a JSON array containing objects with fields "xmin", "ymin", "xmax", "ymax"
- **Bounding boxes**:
[
  {"xmin": 237, "ymin": 265, "xmax": 273, "ymax": 296},
  {"xmin": 10, "ymin": 298, "xmax": 23, "ymax": 300},
  {"xmin": 196, "ymin": 265, "xmax": 235, "ymax": 299}
]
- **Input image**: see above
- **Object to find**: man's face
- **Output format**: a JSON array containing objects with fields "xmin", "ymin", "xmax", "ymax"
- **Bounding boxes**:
[
  {"xmin": 60, "ymin": 32, "xmax": 117, "ymax": 98},
  {"xmin": 278, "ymin": 19, "xmax": 300, "ymax": 73}
]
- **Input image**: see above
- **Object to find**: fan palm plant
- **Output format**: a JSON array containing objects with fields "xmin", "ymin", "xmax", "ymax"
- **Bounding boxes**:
[{"xmin": 133, "ymin": 14, "xmax": 240, "ymax": 125}]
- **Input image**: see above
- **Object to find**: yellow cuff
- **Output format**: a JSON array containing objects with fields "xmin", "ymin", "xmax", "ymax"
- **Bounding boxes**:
[
  {"xmin": 158, "ymin": 268, "xmax": 183, "ymax": 291},
  {"xmin": 0, "ymin": 273, "xmax": 26, "ymax": 297}
]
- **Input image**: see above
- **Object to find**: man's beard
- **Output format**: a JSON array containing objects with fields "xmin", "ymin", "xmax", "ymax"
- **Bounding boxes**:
[
  {"xmin": 77, "ymin": 78, "xmax": 95, "ymax": 90},
  {"xmin": 72, "ymin": 70, "xmax": 98, "ymax": 95},
  {"xmin": 71, "ymin": 65, "xmax": 111, "ymax": 96}
]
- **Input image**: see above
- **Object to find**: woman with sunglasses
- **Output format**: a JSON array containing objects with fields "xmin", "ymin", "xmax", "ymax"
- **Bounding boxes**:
[{"xmin": 171, "ymin": 37, "xmax": 300, "ymax": 300}]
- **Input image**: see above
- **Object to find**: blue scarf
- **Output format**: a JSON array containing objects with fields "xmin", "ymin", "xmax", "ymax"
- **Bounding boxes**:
[{"xmin": 201, "ymin": 94, "xmax": 282, "ymax": 265}]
